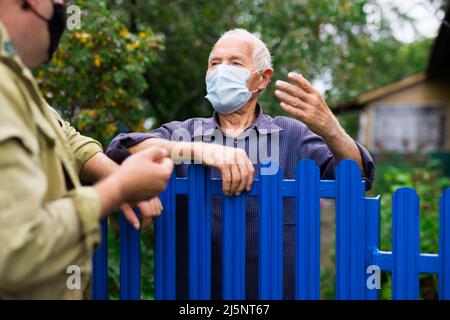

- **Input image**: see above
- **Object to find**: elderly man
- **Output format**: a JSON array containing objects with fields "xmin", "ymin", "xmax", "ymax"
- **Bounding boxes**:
[
  {"xmin": 0, "ymin": 0, "xmax": 173, "ymax": 299},
  {"xmin": 107, "ymin": 29, "xmax": 375, "ymax": 299}
]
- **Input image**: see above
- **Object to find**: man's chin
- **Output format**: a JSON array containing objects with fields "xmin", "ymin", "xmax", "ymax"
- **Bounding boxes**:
[{"xmin": 24, "ymin": 52, "xmax": 49, "ymax": 69}]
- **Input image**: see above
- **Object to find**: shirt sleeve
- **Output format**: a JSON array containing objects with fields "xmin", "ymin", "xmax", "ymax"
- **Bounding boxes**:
[
  {"xmin": 106, "ymin": 124, "xmax": 173, "ymax": 164},
  {"xmin": 299, "ymin": 125, "xmax": 375, "ymax": 191},
  {"xmin": 0, "ymin": 138, "xmax": 102, "ymax": 292},
  {"xmin": 50, "ymin": 107, "xmax": 103, "ymax": 174}
]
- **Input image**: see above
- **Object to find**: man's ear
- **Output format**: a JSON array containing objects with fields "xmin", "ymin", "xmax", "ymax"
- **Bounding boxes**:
[{"xmin": 259, "ymin": 68, "xmax": 273, "ymax": 91}]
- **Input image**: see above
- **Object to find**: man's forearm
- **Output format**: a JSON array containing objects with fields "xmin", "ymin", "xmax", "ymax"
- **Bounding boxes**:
[
  {"xmin": 79, "ymin": 152, "xmax": 120, "ymax": 183},
  {"xmin": 94, "ymin": 174, "xmax": 126, "ymax": 217},
  {"xmin": 79, "ymin": 153, "xmax": 125, "ymax": 216},
  {"xmin": 322, "ymin": 127, "xmax": 367, "ymax": 177},
  {"xmin": 129, "ymin": 138, "xmax": 201, "ymax": 163}
]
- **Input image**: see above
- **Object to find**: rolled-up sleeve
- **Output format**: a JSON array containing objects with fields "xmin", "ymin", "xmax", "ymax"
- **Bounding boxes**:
[
  {"xmin": 55, "ymin": 110, "xmax": 103, "ymax": 174},
  {"xmin": 0, "ymin": 138, "xmax": 101, "ymax": 291},
  {"xmin": 298, "ymin": 124, "xmax": 375, "ymax": 190},
  {"xmin": 354, "ymin": 140, "xmax": 375, "ymax": 190},
  {"xmin": 106, "ymin": 124, "xmax": 173, "ymax": 163}
]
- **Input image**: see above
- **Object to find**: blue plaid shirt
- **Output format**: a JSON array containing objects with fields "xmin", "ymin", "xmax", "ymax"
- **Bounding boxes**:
[{"xmin": 106, "ymin": 105, "xmax": 375, "ymax": 299}]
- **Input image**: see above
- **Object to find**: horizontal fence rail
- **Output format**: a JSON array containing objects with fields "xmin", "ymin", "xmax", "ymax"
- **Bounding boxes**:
[{"xmin": 92, "ymin": 160, "xmax": 450, "ymax": 300}]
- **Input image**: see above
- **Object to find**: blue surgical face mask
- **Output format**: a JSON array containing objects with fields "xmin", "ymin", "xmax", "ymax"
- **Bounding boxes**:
[{"xmin": 205, "ymin": 64, "xmax": 261, "ymax": 114}]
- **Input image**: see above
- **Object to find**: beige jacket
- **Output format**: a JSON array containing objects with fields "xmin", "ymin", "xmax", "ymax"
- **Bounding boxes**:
[{"xmin": 0, "ymin": 22, "xmax": 103, "ymax": 299}]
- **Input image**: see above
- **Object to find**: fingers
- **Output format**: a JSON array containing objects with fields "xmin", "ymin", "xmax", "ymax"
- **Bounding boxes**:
[
  {"xmin": 137, "ymin": 201, "xmax": 153, "ymax": 229},
  {"xmin": 275, "ymin": 80, "xmax": 309, "ymax": 101},
  {"xmin": 138, "ymin": 201, "xmax": 153, "ymax": 229},
  {"xmin": 231, "ymin": 164, "xmax": 245, "ymax": 196},
  {"xmin": 287, "ymin": 72, "xmax": 315, "ymax": 93},
  {"xmin": 274, "ymin": 72, "xmax": 324, "ymax": 122},
  {"xmin": 120, "ymin": 203, "xmax": 140, "ymax": 230},
  {"xmin": 139, "ymin": 146, "xmax": 168, "ymax": 162},
  {"xmin": 219, "ymin": 148, "xmax": 255, "ymax": 196},
  {"xmin": 280, "ymin": 102, "xmax": 307, "ymax": 120},
  {"xmin": 154, "ymin": 197, "xmax": 164, "ymax": 212},
  {"xmin": 246, "ymin": 160, "xmax": 255, "ymax": 192},
  {"xmin": 152, "ymin": 158, "xmax": 174, "ymax": 194},
  {"xmin": 274, "ymin": 89, "xmax": 308, "ymax": 109},
  {"xmin": 159, "ymin": 157, "xmax": 175, "ymax": 177},
  {"xmin": 229, "ymin": 165, "xmax": 241, "ymax": 195},
  {"xmin": 221, "ymin": 166, "xmax": 232, "ymax": 196},
  {"xmin": 137, "ymin": 197, "xmax": 164, "ymax": 230},
  {"xmin": 236, "ymin": 163, "xmax": 249, "ymax": 195}
]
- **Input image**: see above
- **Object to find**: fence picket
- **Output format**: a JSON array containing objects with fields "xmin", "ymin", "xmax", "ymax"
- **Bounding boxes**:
[
  {"xmin": 296, "ymin": 160, "xmax": 320, "ymax": 300},
  {"xmin": 223, "ymin": 194, "xmax": 246, "ymax": 299},
  {"xmin": 440, "ymin": 189, "xmax": 450, "ymax": 300},
  {"xmin": 92, "ymin": 219, "xmax": 108, "ymax": 300},
  {"xmin": 335, "ymin": 160, "xmax": 366, "ymax": 299},
  {"xmin": 119, "ymin": 210, "xmax": 141, "ymax": 300},
  {"xmin": 259, "ymin": 163, "xmax": 283, "ymax": 300},
  {"xmin": 392, "ymin": 188, "xmax": 420, "ymax": 300},
  {"xmin": 188, "ymin": 165, "xmax": 211, "ymax": 299},
  {"xmin": 364, "ymin": 197, "xmax": 381, "ymax": 300},
  {"xmin": 155, "ymin": 172, "xmax": 176, "ymax": 300}
]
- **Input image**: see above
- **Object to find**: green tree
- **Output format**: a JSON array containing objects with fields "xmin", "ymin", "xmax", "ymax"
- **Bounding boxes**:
[
  {"xmin": 108, "ymin": 0, "xmax": 436, "ymax": 128},
  {"xmin": 34, "ymin": 0, "xmax": 163, "ymax": 145}
]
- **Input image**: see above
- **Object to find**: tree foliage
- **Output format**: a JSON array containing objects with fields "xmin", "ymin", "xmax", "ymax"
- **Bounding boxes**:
[
  {"xmin": 35, "ymin": 0, "xmax": 437, "ymax": 145},
  {"xmin": 109, "ymin": 0, "xmax": 434, "ymax": 128},
  {"xmin": 35, "ymin": 0, "xmax": 163, "ymax": 145}
]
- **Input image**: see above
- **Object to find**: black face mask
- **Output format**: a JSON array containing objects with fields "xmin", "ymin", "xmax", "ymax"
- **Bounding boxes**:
[{"xmin": 23, "ymin": 1, "xmax": 67, "ymax": 63}]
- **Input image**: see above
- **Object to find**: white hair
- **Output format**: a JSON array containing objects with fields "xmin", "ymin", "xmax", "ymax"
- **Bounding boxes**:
[{"xmin": 210, "ymin": 28, "xmax": 273, "ymax": 70}]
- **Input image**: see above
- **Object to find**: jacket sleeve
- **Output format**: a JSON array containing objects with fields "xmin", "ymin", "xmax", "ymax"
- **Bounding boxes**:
[
  {"xmin": 0, "ymin": 137, "xmax": 102, "ymax": 292},
  {"xmin": 0, "ymin": 80, "xmax": 101, "ymax": 292},
  {"xmin": 49, "ymin": 107, "xmax": 103, "ymax": 174}
]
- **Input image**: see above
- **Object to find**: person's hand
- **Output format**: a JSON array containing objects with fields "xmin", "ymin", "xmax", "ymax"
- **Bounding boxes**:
[
  {"xmin": 117, "ymin": 147, "xmax": 174, "ymax": 203},
  {"xmin": 120, "ymin": 197, "xmax": 163, "ymax": 230},
  {"xmin": 274, "ymin": 72, "xmax": 343, "ymax": 141},
  {"xmin": 196, "ymin": 143, "xmax": 255, "ymax": 196}
]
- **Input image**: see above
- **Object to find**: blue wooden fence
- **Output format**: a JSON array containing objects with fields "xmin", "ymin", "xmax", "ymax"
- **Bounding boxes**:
[{"xmin": 92, "ymin": 160, "xmax": 450, "ymax": 300}]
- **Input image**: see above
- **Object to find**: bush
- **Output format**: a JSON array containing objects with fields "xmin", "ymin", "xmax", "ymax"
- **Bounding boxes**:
[
  {"xmin": 368, "ymin": 153, "xmax": 449, "ymax": 299},
  {"xmin": 34, "ymin": 0, "xmax": 164, "ymax": 146}
]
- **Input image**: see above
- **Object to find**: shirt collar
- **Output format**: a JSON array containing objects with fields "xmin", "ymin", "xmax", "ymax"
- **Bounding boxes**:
[{"xmin": 205, "ymin": 103, "xmax": 283, "ymax": 135}]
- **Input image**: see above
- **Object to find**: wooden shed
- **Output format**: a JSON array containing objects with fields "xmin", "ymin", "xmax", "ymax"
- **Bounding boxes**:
[{"xmin": 335, "ymin": 4, "xmax": 450, "ymax": 154}]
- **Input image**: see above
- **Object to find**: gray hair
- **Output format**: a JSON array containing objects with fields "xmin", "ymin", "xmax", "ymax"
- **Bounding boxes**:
[{"xmin": 210, "ymin": 28, "xmax": 273, "ymax": 70}]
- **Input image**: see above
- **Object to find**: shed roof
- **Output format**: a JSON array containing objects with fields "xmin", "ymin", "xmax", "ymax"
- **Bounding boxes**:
[{"xmin": 334, "ymin": 1, "xmax": 450, "ymax": 114}]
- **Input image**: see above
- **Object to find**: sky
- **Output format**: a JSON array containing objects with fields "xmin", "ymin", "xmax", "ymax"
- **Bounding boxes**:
[{"xmin": 376, "ymin": 0, "xmax": 444, "ymax": 43}]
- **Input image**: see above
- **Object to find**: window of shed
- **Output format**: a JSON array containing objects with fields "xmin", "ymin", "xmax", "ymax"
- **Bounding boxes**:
[{"xmin": 371, "ymin": 104, "xmax": 447, "ymax": 152}]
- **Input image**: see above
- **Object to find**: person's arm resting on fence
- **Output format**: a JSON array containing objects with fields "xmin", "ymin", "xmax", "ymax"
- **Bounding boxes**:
[{"xmin": 107, "ymin": 127, "xmax": 255, "ymax": 197}]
